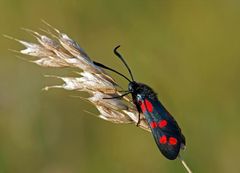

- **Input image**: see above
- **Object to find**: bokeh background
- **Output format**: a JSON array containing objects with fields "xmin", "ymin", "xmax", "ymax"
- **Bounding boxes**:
[{"xmin": 1, "ymin": 0, "xmax": 240, "ymax": 173}]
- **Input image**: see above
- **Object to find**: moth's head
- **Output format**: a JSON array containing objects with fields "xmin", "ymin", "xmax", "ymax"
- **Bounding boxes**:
[
  {"xmin": 129, "ymin": 81, "xmax": 157, "ymax": 100},
  {"xmin": 128, "ymin": 81, "xmax": 148, "ymax": 94},
  {"xmin": 128, "ymin": 81, "xmax": 139, "ymax": 93}
]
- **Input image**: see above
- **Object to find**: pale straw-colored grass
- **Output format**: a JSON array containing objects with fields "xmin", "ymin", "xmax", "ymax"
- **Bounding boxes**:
[{"xmin": 5, "ymin": 21, "xmax": 150, "ymax": 131}]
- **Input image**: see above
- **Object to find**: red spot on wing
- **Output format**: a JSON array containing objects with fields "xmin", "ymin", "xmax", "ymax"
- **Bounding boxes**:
[
  {"xmin": 159, "ymin": 120, "xmax": 167, "ymax": 128},
  {"xmin": 145, "ymin": 99, "xmax": 153, "ymax": 112},
  {"xmin": 150, "ymin": 121, "xmax": 157, "ymax": 128},
  {"xmin": 139, "ymin": 100, "xmax": 146, "ymax": 112},
  {"xmin": 159, "ymin": 135, "xmax": 167, "ymax": 144},
  {"xmin": 169, "ymin": 137, "xmax": 178, "ymax": 145}
]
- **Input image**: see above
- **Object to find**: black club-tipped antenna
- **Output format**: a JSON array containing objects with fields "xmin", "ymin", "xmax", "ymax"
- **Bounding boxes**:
[
  {"xmin": 114, "ymin": 45, "xmax": 134, "ymax": 82},
  {"xmin": 93, "ymin": 61, "xmax": 132, "ymax": 82},
  {"xmin": 93, "ymin": 45, "xmax": 135, "ymax": 83}
]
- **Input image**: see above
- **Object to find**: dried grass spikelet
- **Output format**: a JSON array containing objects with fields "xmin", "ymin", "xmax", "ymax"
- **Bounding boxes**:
[{"xmin": 8, "ymin": 22, "xmax": 150, "ymax": 132}]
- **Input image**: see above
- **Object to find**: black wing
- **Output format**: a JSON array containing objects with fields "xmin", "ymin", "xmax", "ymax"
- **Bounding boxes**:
[{"xmin": 139, "ymin": 98, "xmax": 185, "ymax": 160}]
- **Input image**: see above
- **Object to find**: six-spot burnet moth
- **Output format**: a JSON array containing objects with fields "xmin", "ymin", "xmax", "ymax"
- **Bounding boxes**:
[
  {"xmin": 93, "ymin": 45, "xmax": 186, "ymax": 160},
  {"xmin": 8, "ymin": 22, "xmax": 192, "ymax": 172}
]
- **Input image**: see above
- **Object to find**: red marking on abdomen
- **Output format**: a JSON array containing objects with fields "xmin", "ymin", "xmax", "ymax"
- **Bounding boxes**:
[
  {"xmin": 139, "ymin": 100, "xmax": 146, "ymax": 112},
  {"xmin": 145, "ymin": 99, "xmax": 153, "ymax": 112},
  {"xmin": 159, "ymin": 120, "xmax": 167, "ymax": 128},
  {"xmin": 150, "ymin": 121, "xmax": 157, "ymax": 128},
  {"xmin": 159, "ymin": 135, "xmax": 167, "ymax": 144},
  {"xmin": 169, "ymin": 137, "xmax": 178, "ymax": 145}
]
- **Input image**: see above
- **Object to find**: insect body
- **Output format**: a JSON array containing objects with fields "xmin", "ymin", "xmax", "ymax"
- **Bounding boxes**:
[
  {"xmin": 129, "ymin": 82, "xmax": 185, "ymax": 160},
  {"xmin": 94, "ymin": 46, "xmax": 185, "ymax": 160}
]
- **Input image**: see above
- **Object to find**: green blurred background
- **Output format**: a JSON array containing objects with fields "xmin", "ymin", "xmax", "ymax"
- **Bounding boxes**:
[{"xmin": 1, "ymin": 0, "xmax": 240, "ymax": 173}]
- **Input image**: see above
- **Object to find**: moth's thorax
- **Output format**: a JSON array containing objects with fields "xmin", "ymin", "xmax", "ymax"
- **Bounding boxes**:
[{"xmin": 128, "ymin": 81, "xmax": 157, "ymax": 101}]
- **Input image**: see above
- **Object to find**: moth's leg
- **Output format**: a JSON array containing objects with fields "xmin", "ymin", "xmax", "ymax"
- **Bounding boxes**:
[
  {"xmin": 136, "ymin": 111, "xmax": 141, "ymax": 126},
  {"xmin": 103, "ymin": 92, "xmax": 130, "ymax": 99},
  {"xmin": 135, "ymin": 104, "xmax": 142, "ymax": 127}
]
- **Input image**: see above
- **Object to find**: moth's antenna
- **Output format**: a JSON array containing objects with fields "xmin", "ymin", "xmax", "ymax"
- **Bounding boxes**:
[
  {"xmin": 93, "ymin": 61, "xmax": 132, "ymax": 82},
  {"xmin": 114, "ymin": 45, "xmax": 134, "ymax": 81}
]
